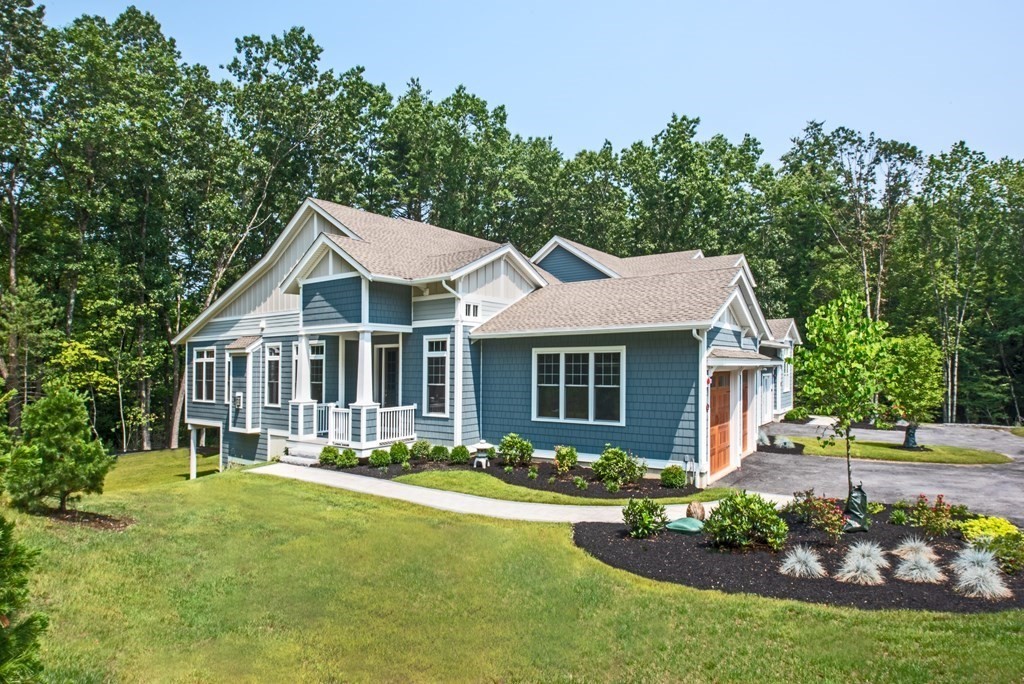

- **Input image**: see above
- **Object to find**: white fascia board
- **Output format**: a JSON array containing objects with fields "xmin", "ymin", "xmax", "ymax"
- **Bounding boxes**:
[
  {"xmin": 711, "ymin": 290, "xmax": 757, "ymax": 333},
  {"xmin": 727, "ymin": 272, "xmax": 771, "ymax": 339},
  {"xmin": 451, "ymin": 244, "xmax": 549, "ymax": 288},
  {"xmin": 280, "ymin": 233, "xmax": 370, "ymax": 294},
  {"xmin": 173, "ymin": 199, "xmax": 353, "ymax": 346},
  {"xmin": 529, "ymin": 236, "xmax": 620, "ymax": 279},
  {"xmin": 471, "ymin": 321, "xmax": 711, "ymax": 340},
  {"xmin": 708, "ymin": 358, "xmax": 783, "ymax": 368}
]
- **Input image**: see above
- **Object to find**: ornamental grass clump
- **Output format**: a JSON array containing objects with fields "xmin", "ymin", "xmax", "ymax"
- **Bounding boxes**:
[
  {"xmin": 950, "ymin": 547, "xmax": 1000, "ymax": 575},
  {"xmin": 954, "ymin": 565, "xmax": 1013, "ymax": 600},
  {"xmin": 847, "ymin": 541, "xmax": 890, "ymax": 570},
  {"xmin": 893, "ymin": 535, "xmax": 938, "ymax": 561},
  {"xmin": 835, "ymin": 552, "xmax": 885, "ymax": 586},
  {"xmin": 703, "ymin": 491, "xmax": 789, "ymax": 551},
  {"xmin": 779, "ymin": 545, "xmax": 827, "ymax": 579},
  {"xmin": 895, "ymin": 555, "xmax": 946, "ymax": 584}
]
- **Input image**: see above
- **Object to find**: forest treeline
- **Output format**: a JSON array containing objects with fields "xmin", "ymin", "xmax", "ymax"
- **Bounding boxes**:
[{"xmin": 1, "ymin": 1, "xmax": 1022, "ymax": 451}]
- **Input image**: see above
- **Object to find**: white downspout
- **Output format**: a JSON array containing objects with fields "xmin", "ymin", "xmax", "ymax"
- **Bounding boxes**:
[
  {"xmin": 442, "ymin": 280, "xmax": 464, "ymax": 446},
  {"xmin": 692, "ymin": 328, "xmax": 709, "ymax": 487}
]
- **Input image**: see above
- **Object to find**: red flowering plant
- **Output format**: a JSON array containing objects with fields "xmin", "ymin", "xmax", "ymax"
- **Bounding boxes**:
[
  {"xmin": 783, "ymin": 489, "xmax": 848, "ymax": 543},
  {"xmin": 909, "ymin": 493, "xmax": 956, "ymax": 537}
]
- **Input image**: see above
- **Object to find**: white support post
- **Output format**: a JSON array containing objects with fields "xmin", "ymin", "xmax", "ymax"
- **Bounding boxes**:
[
  {"xmin": 295, "ymin": 334, "xmax": 311, "ymax": 402},
  {"xmin": 356, "ymin": 330, "xmax": 373, "ymax": 405},
  {"xmin": 189, "ymin": 426, "xmax": 198, "ymax": 480}
]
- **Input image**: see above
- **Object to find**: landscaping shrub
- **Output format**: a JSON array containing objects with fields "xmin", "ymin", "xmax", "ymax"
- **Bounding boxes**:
[
  {"xmin": 784, "ymin": 406, "xmax": 809, "ymax": 421},
  {"xmin": 572, "ymin": 476, "xmax": 588, "ymax": 491},
  {"xmin": 783, "ymin": 489, "xmax": 846, "ymax": 543},
  {"xmin": 889, "ymin": 509, "xmax": 909, "ymax": 526},
  {"xmin": 960, "ymin": 516, "xmax": 1019, "ymax": 543},
  {"xmin": 950, "ymin": 503, "xmax": 975, "ymax": 521},
  {"xmin": 659, "ymin": 465, "xmax": 688, "ymax": 489},
  {"xmin": 909, "ymin": 494, "xmax": 956, "ymax": 536},
  {"xmin": 779, "ymin": 545, "xmax": 827, "ymax": 578},
  {"xmin": 867, "ymin": 502, "xmax": 885, "ymax": 516},
  {"xmin": 449, "ymin": 445, "xmax": 471, "ymax": 465},
  {"xmin": 703, "ymin": 491, "xmax": 789, "ymax": 551},
  {"xmin": 0, "ymin": 514, "xmax": 47, "ymax": 680},
  {"xmin": 338, "ymin": 449, "xmax": 358, "ymax": 468},
  {"xmin": 319, "ymin": 445, "xmax": 341, "ymax": 466},
  {"xmin": 974, "ymin": 532, "xmax": 1024, "ymax": 575},
  {"xmin": 499, "ymin": 433, "xmax": 533, "ymax": 467},
  {"xmin": 553, "ymin": 445, "xmax": 578, "ymax": 476},
  {"xmin": 401, "ymin": 460, "xmax": 412, "ymax": 472},
  {"xmin": 592, "ymin": 445, "xmax": 645, "ymax": 489},
  {"xmin": 5, "ymin": 384, "xmax": 115, "ymax": 512},
  {"xmin": 410, "ymin": 439, "xmax": 432, "ymax": 460},
  {"xmin": 369, "ymin": 449, "xmax": 391, "ymax": 467},
  {"xmin": 622, "ymin": 497, "xmax": 668, "ymax": 539},
  {"xmin": 429, "ymin": 445, "xmax": 450, "ymax": 463},
  {"xmin": 389, "ymin": 441, "xmax": 410, "ymax": 464}
]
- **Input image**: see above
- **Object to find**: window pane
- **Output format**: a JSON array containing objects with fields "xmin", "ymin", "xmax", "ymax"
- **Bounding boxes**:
[
  {"xmin": 536, "ymin": 353, "xmax": 560, "ymax": 385},
  {"xmin": 204, "ymin": 362, "xmax": 215, "ymax": 401},
  {"xmin": 428, "ymin": 384, "xmax": 446, "ymax": 413},
  {"xmin": 537, "ymin": 385, "xmax": 559, "ymax": 418},
  {"xmin": 428, "ymin": 339, "xmax": 447, "ymax": 354},
  {"xmin": 565, "ymin": 386, "xmax": 589, "ymax": 420},
  {"xmin": 267, "ymin": 359, "xmax": 280, "ymax": 404},
  {"xmin": 310, "ymin": 358, "xmax": 324, "ymax": 403},
  {"xmin": 427, "ymin": 356, "xmax": 446, "ymax": 385},
  {"xmin": 595, "ymin": 386, "xmax": 620, "ymax": 422},
  {"xmin": 564, "ymin": 353, "xmax": 588, "ymax": 386},
  {"xmin": 594, "ymin": 352, "xmax": 620, "ymax": 386},
  {"xmin": 310, "ymin": 342, "xmax": 325, "ymax": 357}
]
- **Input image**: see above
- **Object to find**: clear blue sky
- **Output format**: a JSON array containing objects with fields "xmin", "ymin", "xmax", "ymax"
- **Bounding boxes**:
[{"xmin": 43, "ymin": 0, "xmax": 1022, "ymax": 164}]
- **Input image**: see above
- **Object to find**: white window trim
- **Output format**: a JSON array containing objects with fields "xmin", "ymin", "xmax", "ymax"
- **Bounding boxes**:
[
  {"xmin": 309, "ymin": 340, "xmax": 326, "ymax": 404},
  {"xmin": 193, "ymin": 347, "xmax": 216, "ymax": 404},
  {"xmin": 781, "ymin": 347, "xmax": 793, "ymax": 392},
  {"xmin": 531, "ymin": 346, "xmax": 626, "ymax": 426},
  {"xmin": 264, "ymin": 343, "xmax": 282, "ymax": 407},
  {"xmin": 291, "ymin": 342, "xmax": 298, "ymax": 398},
  {"xmin": 463, "ymin": 301, "xmax": 481, "ymax": 321},
  {"xmin": 422, "ymin": 334, "xmax": 450, "ymax": 418}
]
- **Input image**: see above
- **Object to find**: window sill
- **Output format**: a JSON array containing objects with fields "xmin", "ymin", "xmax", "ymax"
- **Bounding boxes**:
[
  {"xmin": 531, "ymin": 416, "xmax": 625, "ymax": 428},
  {"xmin": 193, "ymin": 399, "xmax": 216, "ymax": 404},
  {"xmin": 422, "ymin": 412, "xmax": 450, "ymax": 419}
]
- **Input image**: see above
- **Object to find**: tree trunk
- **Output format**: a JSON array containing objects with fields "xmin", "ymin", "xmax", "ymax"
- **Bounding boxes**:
[
  {"xmin": 58, "ymin": 491, "xmax": 68, "ymax": 513},
  {"xmin": 168, "ymin": 347, "xmax": 184, "ymax": 449},
  {"xmin": 845, "ymin": 433, "xmax": 853, "ymax": 497}
]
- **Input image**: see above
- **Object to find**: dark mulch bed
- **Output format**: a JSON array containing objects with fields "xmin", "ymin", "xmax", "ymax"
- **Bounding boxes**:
[
  {"xmin": 574, "ymin": 511, "xmax": 1024, "ymax": 613},
  {"xmin": 42, "ymin": 508, "xmax": 135, "ymax": 532},
  {"xmin": 756, "ymin": 442, "xmax": 806, "ymax": 455},
  {"xmin": 316, "ymin": 459, "xmax": 702, "ymax": 500}
]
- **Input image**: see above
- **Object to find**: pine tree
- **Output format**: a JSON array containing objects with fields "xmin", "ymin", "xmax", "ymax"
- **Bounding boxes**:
[{"xmin": 0, "ymin": 514, "xmax": 47, "ymax": 681}]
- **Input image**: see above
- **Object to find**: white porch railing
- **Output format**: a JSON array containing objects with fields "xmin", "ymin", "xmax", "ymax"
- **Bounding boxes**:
[
  {"xmin": 377, "ymin": 405, "xmax": 417, "ymax": 444},
  {"xmin": 316, "ymin": 403, "xmax": 332, "ymax": 437},
  {"xmin": 329, "ymin": 406, "xmax": 352, "ymax": 445}
]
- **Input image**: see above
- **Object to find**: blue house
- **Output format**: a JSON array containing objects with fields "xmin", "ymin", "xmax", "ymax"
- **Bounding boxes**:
[{"xmin": 175, "ymin": 199, "xmax": 800, "ymax": 485}]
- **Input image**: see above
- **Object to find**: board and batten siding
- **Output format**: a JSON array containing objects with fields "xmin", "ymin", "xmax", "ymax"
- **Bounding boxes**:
[
  {"xmin": 413, "ymin": 296, "xmax": 456, "ymax": 321},
  {"xmin": 459, "ymin": 256, "xmax": 535, "ymax": 300},
  {"xmin": 479, "ymin": 332, "xmax": 700, "ymax": 463},
  {"xmin": 302, "ymin": 277, "xmax": 362, "ymax": 327},
  {"xmin": 535, "ymin": 245, "xmax": 609, "ymax": 283},
  {"xmin": 402, "ymin": 325, "xmax": 455, "ymax": 444},
  {"xmin": 368, "ymin": 282, "xmax": 412, "ymax": 326}
]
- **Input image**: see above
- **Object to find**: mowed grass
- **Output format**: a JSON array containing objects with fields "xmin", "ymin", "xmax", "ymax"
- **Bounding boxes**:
[
  {"xmin": 394, "ymin": 469, "xmax": 733, "ymax": 505},
  {"xmin": 105, "ymin": 448, "xmax": 219, "ymax": 493},
  {"xmin": 786, "ymin": 437, "xmax": 1011, "ymax": 465},
  {"xmin": 5, "ymin": 451, "xmax": 1021, "ymax": 682},
  {"xmin": 1011, "ymin": 427, "xmax": 1024, "ymax": 438}
]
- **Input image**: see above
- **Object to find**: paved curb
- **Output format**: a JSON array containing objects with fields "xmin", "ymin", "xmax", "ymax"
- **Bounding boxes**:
[{"xmin": 251, "ymin": 462, "xmax": 792, "ymax": 523}]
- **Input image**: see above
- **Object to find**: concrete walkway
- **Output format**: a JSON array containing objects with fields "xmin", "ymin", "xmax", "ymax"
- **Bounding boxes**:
[{"xmin": 252, "ymin": 462, "xmax": 791, "ymax": 523}]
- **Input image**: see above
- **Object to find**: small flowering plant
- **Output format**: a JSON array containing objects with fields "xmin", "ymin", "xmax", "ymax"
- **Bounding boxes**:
[{"xmin": 782, "ymin": 489, "xmax": 847, "ymax": 543}]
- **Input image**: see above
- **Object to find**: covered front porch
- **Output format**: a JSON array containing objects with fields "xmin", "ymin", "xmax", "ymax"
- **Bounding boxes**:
[{"xmin": 290, "ymin": 329, "xmax": 416, "ymax": 454}]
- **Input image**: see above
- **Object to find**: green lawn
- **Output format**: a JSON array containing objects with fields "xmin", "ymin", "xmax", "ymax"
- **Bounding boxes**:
[
  {"xmin": 1011, "ymin": 427, "xmax": 1024, "ymax": 438},
  {"xmin": 106, "ymin": 448, "xmax": 219, "ymax": 492},
  {"xmin": 394, "ymin": 469, "xmax": 733, "ymax": 505},
  {"xmin": 785, "ymin": 436, "xmax": 1012, "ymax": 464},
  {"xmin": 6, "ymin": 450, "xmax": 1022, "ymax": 682}
]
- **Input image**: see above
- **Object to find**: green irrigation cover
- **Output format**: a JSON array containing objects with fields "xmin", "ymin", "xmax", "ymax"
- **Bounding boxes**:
[{"xmin": 666, "ymin": 517, "xmax": 704, "ymax": 534}]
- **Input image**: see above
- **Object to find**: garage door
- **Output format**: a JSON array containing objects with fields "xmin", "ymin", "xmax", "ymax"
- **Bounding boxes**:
[{"xmin": 710, "ymin": 372, "xmax": 731, "ymax": 475}]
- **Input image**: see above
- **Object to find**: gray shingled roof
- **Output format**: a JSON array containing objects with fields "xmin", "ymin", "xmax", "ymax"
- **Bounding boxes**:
[
  {"xmin": 553, "ymin": 237, "xmax": 707, "ymax": 278},
  {"xmin": 708, "ymin": 348, "xmax": 774, "ymax": 361},
  {"xmin": 767, "ymin": 318, "xmax": 797, "ymax": 340},
  {"xmin": 226, "ymin": 335, "xmax": 261, "ymax": 350},
  {"xmin": 473, "ymin": 267, "xmax": 743, "ymax": 337},
  {"xmin": 313, "ymin": 199, "xmax": 503, "ymax": 280}
]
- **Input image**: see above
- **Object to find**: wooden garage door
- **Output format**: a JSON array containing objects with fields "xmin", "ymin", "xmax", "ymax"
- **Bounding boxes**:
[{"xmin": 710, "ymin": 372, "xmax": 731, "ymax": 475}]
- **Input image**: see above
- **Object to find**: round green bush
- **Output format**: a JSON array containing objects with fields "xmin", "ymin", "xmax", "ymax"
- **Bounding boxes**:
[
  {"xmin": 337, "ymin": 448, "xmax": 359, "ymax": 468},
  {"xmin": 410, "ymin": 439, "xmax": 431, "ymax": 460},
  {"xmin": 553, "ymin": 445, "xmax": 578, "ymax": 475},
  {"xmin": 703, "ymin": 491, "xmax": 789, "ymax": 551},
  {"xmin": 319, "ymin": 445, "xmax": 341, "ymax": 466},
  {"xmin": 389, "ymin": 440, "xmax": 410, "ymax": 464},
  {"xmin": 429, "ymin": 444, "xmax": 450, "ymax": 462},
  {"xmin": 499, "ymin": 433, "xmax": 533, "ymax": 467},
  {"xmin": 369, "ymin": 449, "xmax": 392, "ymax": 467},
  {"xmin": 660, "ymin": 464, "xmax": 688, "ymax": 489},
  {"xmin": 449, "ymin": 445, "xmax": 471, "ymax": 465},
  {"xmin": 623, "ymin": 497, "xmax": 668, "ymax": 539},
  {"xmin": 592, "ymin": 445, "xmax": 645, "ymax": 488}
]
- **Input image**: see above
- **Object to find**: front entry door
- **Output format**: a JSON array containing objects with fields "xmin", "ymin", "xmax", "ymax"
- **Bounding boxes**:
[
  {"xmin": 709, "ymin": 372, "xmax": 731, "ymax": 475},
  {"xmin": 375, "ymin": 346, "xmax": 400, "ymax": 408}
]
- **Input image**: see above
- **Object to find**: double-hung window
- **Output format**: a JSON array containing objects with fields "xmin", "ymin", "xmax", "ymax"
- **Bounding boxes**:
[
  {"xmin": 423, "ymin": 336, "xmax": 449, "ymax": 416},
  {"xmin": 265, "ymin": 344, "xmax": 281, "ymax": 407},
  {"xmin": 309, "ymin": 341, "xmax": 325, "ymax": 403},
  {"xmin": 193, "ymin": 348, "xmax": 215, "ymax": 402},
  {"xmin": 533, "ymin": 347, "xmax": 624, "ymax": 424}
]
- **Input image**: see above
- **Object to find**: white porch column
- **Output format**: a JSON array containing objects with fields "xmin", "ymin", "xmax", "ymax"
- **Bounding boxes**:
[
  {"xmin": 295, "ymin": 333, "xmax": 311, "ymax": 401},
  {"xmin": 189, "ymin": 426, "xmax": 198, "ymax": 480},
  {"xmin": 355, "ymin": 330, "xmax": 373, "ymax": 405}
]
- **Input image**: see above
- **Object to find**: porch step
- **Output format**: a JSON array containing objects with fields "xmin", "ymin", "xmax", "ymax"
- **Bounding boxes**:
[
  {"xmin": 281, "ymin": 453, "xmax": 319, "ymax": 467},
  {"xmin": 285, "ymin": 439, "xmax": 327, "ymax": 461}
]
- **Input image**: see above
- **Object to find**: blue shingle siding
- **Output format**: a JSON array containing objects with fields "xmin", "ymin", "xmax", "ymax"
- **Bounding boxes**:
[
  {"xmin": 403, "ymin": 325, "xmax": 454, "ymax": 444},
  {"xmin": 536, "ymin": 245, "xmax": 609, "ymax": 283},
  {"xmin": 369, "ymin": 282, "xmax": 412, "ymax": 326},
  {"xmin": 480, "ymin": 332, "xmax": 699, "ymax": 462},
  {"xmin": 463, "ymin": 328, "xmax": 481, "ymax": 444},
  {"xmin": 709, "ymin": 325, "xmax": 744, "ymax": 350},
  {"xmin": 343, "ymin": 340, "xmax": 358, "ymax": 406},
  {"xmin": 302, "ymin": 277, "xmax": 361, "ymax": 327},
  {"xmin": 185, "ymin": 341, "xmax": 228, "ymax": 424},
  {"xmin": 230, "ymin": 355, "xmax": 248, "ymax": 431},
  {"xmin": 321, "ymin": 335, "xmax": 340, "ymax": 403},
  {"xmin": 780, "ymin": 388, "xmax": 793, "ymax": 409},
  {"xmin": 413, "ymin": 297, "xmax": 456, "ymax": 321}
]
